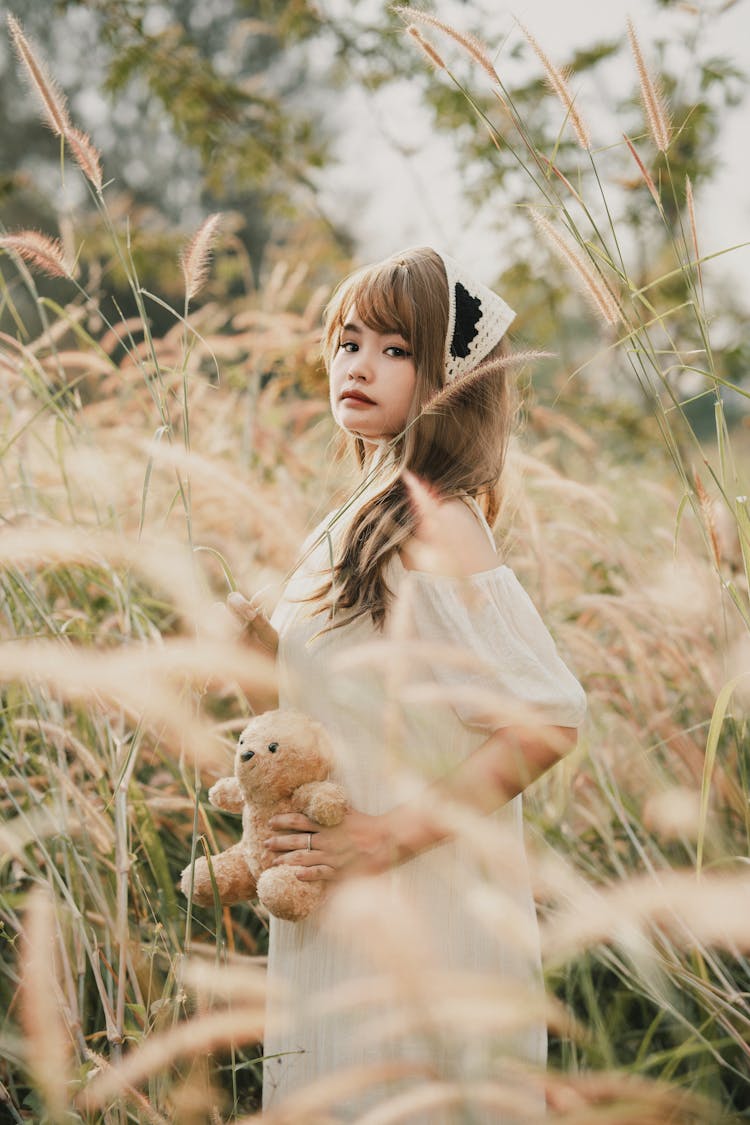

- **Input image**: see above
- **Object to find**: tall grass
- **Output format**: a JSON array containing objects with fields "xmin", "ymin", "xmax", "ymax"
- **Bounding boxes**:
[
  {"xmin": 1, "ymin": 9, "xmax": 749, "ymax": 1124},
  {"xmin": 395, "ymin": 6, "xmax": 750, "ymax": 1117}
]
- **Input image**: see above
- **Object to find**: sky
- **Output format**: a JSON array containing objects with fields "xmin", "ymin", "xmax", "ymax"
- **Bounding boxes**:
[{"xmin": 318, "ymin": 0, "xmax": 750, "ymax": 301}]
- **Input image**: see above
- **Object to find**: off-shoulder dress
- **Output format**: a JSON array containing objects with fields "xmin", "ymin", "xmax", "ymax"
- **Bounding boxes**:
[{"xmin": 262, "ymin": 495, "xmax": 586, "ymax": 1122}]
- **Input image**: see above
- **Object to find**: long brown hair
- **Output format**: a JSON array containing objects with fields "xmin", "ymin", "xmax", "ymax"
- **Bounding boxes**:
[{"xmin": 306, "ymin": 246, "xmax": 516, "ymax": 632}]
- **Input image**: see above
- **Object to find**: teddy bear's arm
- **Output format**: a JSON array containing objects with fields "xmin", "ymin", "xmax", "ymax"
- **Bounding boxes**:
[
  {"xmin": 181, "ymin": 842, "xmax": 257, "ymax": 907},
  {"xmin": 208, "ymin": 776, "xmax": 244, "ymax": 813},
  {"xmin": 292, "ymin": 781, "xmax": 348, "ymax": 827}
]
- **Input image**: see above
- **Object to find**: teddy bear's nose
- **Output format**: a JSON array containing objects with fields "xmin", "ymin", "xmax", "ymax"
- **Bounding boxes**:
[{"xmin": 240, "ymin": 749, "xmax": 254, "ymax": 762}]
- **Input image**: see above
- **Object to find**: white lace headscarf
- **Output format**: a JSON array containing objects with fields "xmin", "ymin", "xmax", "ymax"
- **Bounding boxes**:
[{"xmin": 438, "ymin": 252, "xmax": 516, "ymax": 383}]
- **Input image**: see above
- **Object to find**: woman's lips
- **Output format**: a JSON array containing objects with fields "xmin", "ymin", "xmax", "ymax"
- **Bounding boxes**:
[{"xmin": 340, "ymin": 390, "xmax": 375, "ymax": 404}]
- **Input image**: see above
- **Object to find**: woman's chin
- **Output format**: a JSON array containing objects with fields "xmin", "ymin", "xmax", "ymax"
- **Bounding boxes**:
[{"xmin": 337, "ymin": 420, "xmax": 387, "ymax": 442}]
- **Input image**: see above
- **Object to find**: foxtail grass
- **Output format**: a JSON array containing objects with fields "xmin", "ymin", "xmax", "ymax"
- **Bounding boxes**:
[
  {"xmin": 627, "ymin": 18, "xmax": 672, "ymax": 153},
  {"xmin": 0, "ymin": 230, "xmax": 74, "ymax": 280},
  {"xmin": 516, "ymin": 20, "xmax": 591, "ymax": 150},
  {"xmin": 1, "ymin": 7, "xmax": 749, "ymax": 1124},
  {"xmin": 7, "ymin": 14, "xmax": 71, "ymax": 138}
]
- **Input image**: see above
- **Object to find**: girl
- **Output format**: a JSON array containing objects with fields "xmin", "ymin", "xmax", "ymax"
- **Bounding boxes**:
[{"xmin": 231, "ymin": 246, "xmax": 586, "ymax": 1121}]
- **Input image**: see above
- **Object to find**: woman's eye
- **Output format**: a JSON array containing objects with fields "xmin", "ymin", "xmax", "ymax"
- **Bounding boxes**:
[
  {"xmin": 339, "ymin": 340, "xmax": 358, "ymax": 352},
  {"xmin": 386, "ymin": 346, "xmax": 410, "ymax": 358}
]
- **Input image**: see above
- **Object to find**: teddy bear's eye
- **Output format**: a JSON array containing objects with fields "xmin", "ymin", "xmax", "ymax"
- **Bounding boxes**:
[{"xmin": 267, "ymin": 742, "xmax": 279, "ymax": 753}]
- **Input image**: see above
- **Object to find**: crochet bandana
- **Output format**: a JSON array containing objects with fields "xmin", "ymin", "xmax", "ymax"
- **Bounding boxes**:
[{"xmin": 438, "ymin": 253, "xmax": 516, "ymax": 384}]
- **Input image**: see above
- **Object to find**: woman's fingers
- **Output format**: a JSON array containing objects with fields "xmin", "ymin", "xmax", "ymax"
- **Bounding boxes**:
[
  {"xmin": 267, "ymin": 834, "xmax": 343, "ymax": 880},
  {"xmin": 266, "ymin": 827, "xmax": 349, "ymax": 874},
  {"xmin": 265, "ymin": 831, "xmax": 318, "ymax": 854},
  {"xmin": 226, "ymin": 590, "xmax": 262, "ymax": 628},
  {"xmin": 268, "ymin": 813, "xmax": 316, "ymax": 832},
  {"xmin": 227, "ymin": 592, "xmax": 279, "ymax": 653},
  {"xmin": 272, "ymin": 849, "xmax": 328, "ymax": 867},
  {"xmin": 295, "ymin": 865, "xmax": 337, "ymax": 882}
]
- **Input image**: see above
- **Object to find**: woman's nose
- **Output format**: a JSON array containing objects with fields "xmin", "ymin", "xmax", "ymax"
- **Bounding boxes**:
[{"xmin": 348, "ymin": 353, "xmax": 373, "ymax": 380}]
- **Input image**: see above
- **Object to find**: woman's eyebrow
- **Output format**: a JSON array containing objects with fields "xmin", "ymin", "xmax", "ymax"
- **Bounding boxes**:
[{"xmin": 341, "ymin": 321, "xmax": 408, "ymax": 340}]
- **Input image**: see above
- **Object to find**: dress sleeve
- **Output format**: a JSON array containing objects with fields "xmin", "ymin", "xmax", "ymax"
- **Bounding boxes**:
[{"xmin": 401, "ymin": 563, "xmax": 587, "ymax": 732}]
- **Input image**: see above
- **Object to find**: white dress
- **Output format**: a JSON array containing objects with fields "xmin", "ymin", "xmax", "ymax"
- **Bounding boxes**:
[{"xmin": 263, "ymin": 495, "xmax": 586, "ymax": 1123}]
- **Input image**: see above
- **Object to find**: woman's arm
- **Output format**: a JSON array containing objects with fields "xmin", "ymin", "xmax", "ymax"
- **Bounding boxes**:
[
  {"xmin": 227, "ymin": 591, "xmax": 279, "ymax": 710},
  {"xmin": 264, "ymin": 722, "xmax": 578, "ymax": 881},
  {"xmin": 384, "ymin": 722, "xmax": 577, "ymax": 860}
]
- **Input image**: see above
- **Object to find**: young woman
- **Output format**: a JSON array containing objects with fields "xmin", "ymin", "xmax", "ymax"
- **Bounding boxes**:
[{"xmin": 231, "ymin": 246, "xmax": 586, "ymax": 1121}]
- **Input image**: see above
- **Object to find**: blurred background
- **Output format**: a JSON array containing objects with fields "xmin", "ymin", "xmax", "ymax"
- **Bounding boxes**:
[{"xmin": 3, "ymin": 0, "xmax": 748, "ymax": 427}]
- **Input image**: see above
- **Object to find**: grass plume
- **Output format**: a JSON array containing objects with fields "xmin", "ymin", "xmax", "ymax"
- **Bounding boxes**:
[
  {"xmin": 693, "ymin": 469, "xmax": 722, "ymax": 569},
  {"xmin": 627, "ymin": 17, "xmax": 672, "ymax": 152},
  {"xmin": 516, "ymin": 21, "xmax": 591, "ymax": 150},
  {"xmin": 394, "ymin": 6, "xmax": 499, "ymax": 85},
  {"xmin": 7, "ymin": 13, "xmax": 71, "ymax": 137},
  {"xmin": 0, "ymin": 230, "xmax": 73, "ymax": 279},
  {"xmin": 530, "ymin": 209, "xmax": 620, "ymax": 326},
  {"xmin": 538, "ymin": 154, "xmax": 584, "ymax": 204},
  {"xmin": 19, "ymin": 889, "xmax": 72, "ymax": 1121},
  {"xmin": 8, "ymin": 16, "xmax": 104, "ymax": 194},
  {"xmin": 623, "ymin": 133, "xmax": 662, "ymax": 210},
  {"xmin": 80, "ymin": 1005, "xmax": 265, "ymax": 1109},
  {"xmin": 66, "ymin": 124, "xmax": 103, "ymax": 192},
  {"xmin": 425, "ymin": 350, "xmax": 553, "ymax": 415},
  {"xmin": 180, "ymin": 212, "xmax": 223, "ymax": 303},
  {"xmin": 406, "ymin": 25, "xmax": 447, "ymax": 72}
]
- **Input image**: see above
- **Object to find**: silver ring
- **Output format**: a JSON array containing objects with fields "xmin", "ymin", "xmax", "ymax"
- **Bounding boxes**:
[{"xmin": 307, "ymin": 832, "xmax": 312, "ymax": 852}]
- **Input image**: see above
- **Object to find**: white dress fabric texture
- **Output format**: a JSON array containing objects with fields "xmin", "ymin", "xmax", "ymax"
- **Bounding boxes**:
[{"xmin": 262, "ymin": 498, "xmax": 586, "ymax": 1122}]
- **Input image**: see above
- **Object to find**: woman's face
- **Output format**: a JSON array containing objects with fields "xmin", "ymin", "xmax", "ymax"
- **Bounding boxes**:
[{"xmin": 329, "ymin": 309, "xmax": 417, "ymax": 443}]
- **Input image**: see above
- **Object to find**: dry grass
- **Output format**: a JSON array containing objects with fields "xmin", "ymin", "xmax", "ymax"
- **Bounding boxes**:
[
  {"xmin": 3, "ymin": 279, "xmax": 745, "ymax": 1117},
  {"xmin": 1, "ymin": 10, "xmax": 748, "ymax": 1125},
  {"xmin": 394, "ymin": 6, "xmax": 500, "ymax": 85},
  {"xmin": 181, "ymin": 213, "xmax": 224, "ymax": 304},
  {"xmin": 0, "ymin": 230, "xmax": 73, "ymax": 279},
  {"xmin": 626, "ymin": 18, "xmax": 672, "ymax": 153},
  {"xmin": 529, "ymin": 210, "xmax": 621, "ymax": 327},
  {"xmin": 7, "ymin": 13, "xmax": 71, "ymax": 137},
  {"xmin": 516, "ymin": 20, "xmax": 591, "ymax": 150}
]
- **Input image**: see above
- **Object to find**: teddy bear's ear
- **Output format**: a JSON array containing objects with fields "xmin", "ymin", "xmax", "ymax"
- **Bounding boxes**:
[{"xmin": 308, "ymin": 719, "xmax": 333, "ymax": 751}]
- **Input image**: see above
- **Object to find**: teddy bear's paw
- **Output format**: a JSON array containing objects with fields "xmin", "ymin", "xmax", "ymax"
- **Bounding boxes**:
[
  {"xmin": 292, "ymin": 781, "xmax": 348, "ymax": 827},
  {"xmin": 181, "ymin": 843, "xmax": 257, "ymax": 908},
  {"xmin": 257, "ymin": 866, "xmax": 324, "ymax": 922},
  {"xmin": 180, "ymin": 856, "xmax": 217, "ymax": 908},
  {"xmin": 207, "ymin": 776, "xmax": 244, "ymax": 814}
]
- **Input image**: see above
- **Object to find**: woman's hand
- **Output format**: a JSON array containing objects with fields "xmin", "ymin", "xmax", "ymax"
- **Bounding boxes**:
[
  {"xmin": 227, "ymin": 591, "xmax": 279, "ymax": 654},
  {"xmin": 226, "ymin": 591, "xmax": 279, "ymax": 710},
  {"xmin": 263, "ymin": 810, "xmax": 397, "ymax": 883}
]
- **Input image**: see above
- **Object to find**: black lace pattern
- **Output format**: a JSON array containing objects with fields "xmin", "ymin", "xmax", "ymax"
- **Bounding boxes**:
[{"xmin": 450, "ymin": 281, "xmax": 482, "ymax": 360}]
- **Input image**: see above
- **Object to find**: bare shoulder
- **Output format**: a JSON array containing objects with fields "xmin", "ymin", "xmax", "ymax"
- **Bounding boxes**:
[{"xmin": 400, "ymin": 496, "xmax": 499, "ymax": 576}]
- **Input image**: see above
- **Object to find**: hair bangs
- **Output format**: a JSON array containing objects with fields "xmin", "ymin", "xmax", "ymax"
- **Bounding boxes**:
[
  {"xmin": 323, "ymin": 260, "xmax": 416, "ymax": 363},
  {"xmin": 351, "ymin": 264, "xmax": 415, "ymax": 341}
]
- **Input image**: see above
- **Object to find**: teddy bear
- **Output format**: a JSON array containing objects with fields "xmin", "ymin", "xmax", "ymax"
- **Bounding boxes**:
[{"xmin": 181, "ymin": 709, "xmax": 348, "ymax": 922}]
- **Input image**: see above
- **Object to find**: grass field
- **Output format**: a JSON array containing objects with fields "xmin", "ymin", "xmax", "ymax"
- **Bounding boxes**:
[{"xmin": 1, "ymin": 10, "xmax": 749, "ymax": 1124}]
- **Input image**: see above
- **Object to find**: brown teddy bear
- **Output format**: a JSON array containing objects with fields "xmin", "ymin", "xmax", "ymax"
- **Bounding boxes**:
[{"xmin": 181, "ymin": 709, "xmax": 347, "ymax": 922}]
